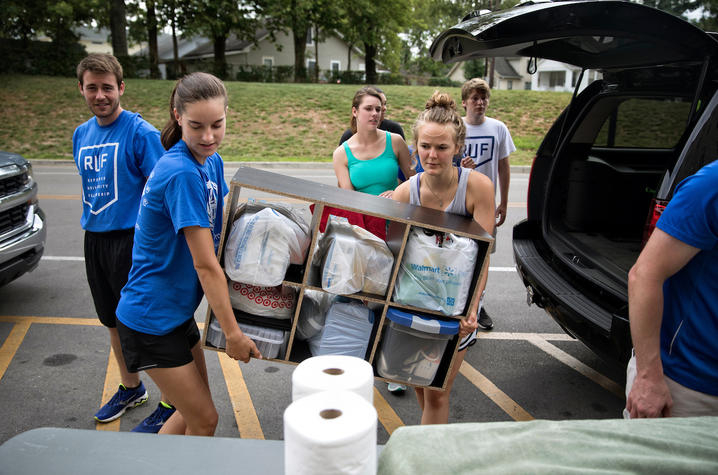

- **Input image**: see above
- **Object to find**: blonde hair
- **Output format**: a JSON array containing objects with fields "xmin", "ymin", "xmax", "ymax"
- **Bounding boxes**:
[
  {"xmin": 412, "ymin": 91, "xmax": 466, "ymax": 156},
  {"xmin": 461, "ymin": 77, "xmax": 491, "ymax": 101}
]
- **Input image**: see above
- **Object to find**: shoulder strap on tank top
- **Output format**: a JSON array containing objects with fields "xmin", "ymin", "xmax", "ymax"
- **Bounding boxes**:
[
  {"xmin": 409, "ymin": 172, "xmax": 422, "ymax": 206},
  {"xmin": 343, "ymin": 141, "xmax": 358, "ymax": 165},
  {"xmin": 384, "ymin": 130, "xmax": 394, "ymax": 156}
]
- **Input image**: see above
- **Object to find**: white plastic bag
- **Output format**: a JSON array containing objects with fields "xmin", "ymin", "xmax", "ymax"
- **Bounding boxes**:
[
  {"xmin": 393, "ymin": 227, "xmax": 479, "ymax": 316},
  {"xmin": 314, "ymin": 216, "xmax": 394, "ymax": 295},
  {"xmin": 228, "ymin": 281, "xmax": 297, "ymax": 319},
  {"xmin": 295, "ymin": 289, "xmax": 335, "ymax": 341},
  {"xmin": 224, "ymin": 202, "xmax": 310, "ymax": 286}
]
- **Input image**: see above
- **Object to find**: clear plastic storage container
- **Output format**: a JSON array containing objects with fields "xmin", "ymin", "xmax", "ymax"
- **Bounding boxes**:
[
  {"xmin": 206, "ymin": 318, "xmax": 288, "ymax": 359},
  {"xmin": 376, "ymin": 308, "xmax": 459, "ymax": 386}
]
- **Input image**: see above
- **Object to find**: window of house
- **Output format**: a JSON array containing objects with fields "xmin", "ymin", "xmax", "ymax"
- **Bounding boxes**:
[
  {"xmin": 306, "ymin": 28, "xmax": 314, "ymax": 46},
  {"xmin": 524, "ymin": 82, "xmax": 532, "ymax": 90},
  {"xmin": 330, "ymin": 61, "xmax": 340, "ymax": 74},
  {"xmin": 307, "ymin": 59, "xmax": 317, "ymax": 75},
  {"xmin": 263, "ymin": 57, "xmax": 274, "ymax": 68},
  {"xmin": 549, "ymin": 71, "xmax": 566, "ymax": 87},
  {"xmin": 507, "ymin": 80, "xmax": 513, "ymax": 90}
]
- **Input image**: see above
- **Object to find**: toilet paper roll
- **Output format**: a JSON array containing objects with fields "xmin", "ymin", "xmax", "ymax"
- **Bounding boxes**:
[
  {"xmin": 292, "ymin": 355, "xmax": 374, "ymax": 403},
  {"xmin": 284, "ymin": 390, "xmax": 377, "ymax": 475}
]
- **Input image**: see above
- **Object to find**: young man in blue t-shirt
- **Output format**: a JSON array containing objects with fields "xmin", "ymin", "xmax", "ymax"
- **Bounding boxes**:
[
  {"xmin": 73, "ymin": 54, "xmax": 172, "ymax": 432},
  {"xmin": 625, "ymin": 159, "xmax": 718, "ymax": 418}
]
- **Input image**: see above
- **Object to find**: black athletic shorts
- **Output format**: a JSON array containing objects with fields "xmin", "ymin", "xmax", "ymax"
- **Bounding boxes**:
[
  {"xmin": 84, "ymin": 229, "xmax": 134, "ymax": 328},
  {"xmin": 116, "ymin": 317, "xmax": 201, "ymax": 372}
]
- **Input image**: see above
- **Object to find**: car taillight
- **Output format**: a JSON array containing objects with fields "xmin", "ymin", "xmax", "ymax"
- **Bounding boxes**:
[
  {"xmin": 526, "ymin": 155, "xmax": 537, "ymax": 219},
  {"xmin": 641, "ymin": 198, "xmax": 668, "ymax": 247}
]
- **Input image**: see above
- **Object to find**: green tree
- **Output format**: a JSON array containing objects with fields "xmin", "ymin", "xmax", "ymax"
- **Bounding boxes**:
[
  {"xmin": 259, "ymin": 0, "xmax": 343, "ymax": 83},
  {"xmin": 1, "ymin": 0, "xmax": 91, "ymax": 44},
  {"xmin": 340, "ymin": 0, "xmax": 410, "ymax": 84},
  {"xmin": 690, "ymin": 0, "xmax": 718, "ymax": 30},
  {"xmin": 109, "ymin": 0, "xmax": 129, "ymax": 58},
  {"xmin": 126, "ymin": 0, "xmax": 161, "ymax": 78},
  {"xmin": 182, "ymin": 0, "xmax": 259, "ymax": 79},
  {"xmin": 463, "ymin": 58, "xmax": 485, "ymax": 80}
]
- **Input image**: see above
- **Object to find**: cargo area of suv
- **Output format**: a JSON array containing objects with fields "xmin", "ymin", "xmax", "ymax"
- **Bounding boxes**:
[
  {"xmin": 431, "ymin": 0, "xmax": 718, "ymax": 366},
  {"xmin": 0, "ymin": 151, "xmax": 46, "ymax": 287}
]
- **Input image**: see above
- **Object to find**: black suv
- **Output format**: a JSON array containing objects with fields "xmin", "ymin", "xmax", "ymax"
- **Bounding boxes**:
[
  {"xmin": 431, "ymin": 0, "xmax": 718, "ymax": 366},
  {"xmin": 0, "ymin": 151, "xmax": 46, "ymax": 286}
]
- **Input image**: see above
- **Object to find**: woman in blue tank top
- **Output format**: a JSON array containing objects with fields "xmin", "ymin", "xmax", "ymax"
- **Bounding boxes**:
[{"xmin": 392, "ymin": 91, "xmax": 496, "ymax": 425}]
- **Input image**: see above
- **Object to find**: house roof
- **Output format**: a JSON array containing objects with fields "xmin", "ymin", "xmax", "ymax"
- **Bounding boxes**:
[
  {"xmin": 494, "ymin": 57, "xmax": 521, "ymax": 79},
  {"xmin": 182, "ymin": 29, "xmax": 270, "ymax": 60}
]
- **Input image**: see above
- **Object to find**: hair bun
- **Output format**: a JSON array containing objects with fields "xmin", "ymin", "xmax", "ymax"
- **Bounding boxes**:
[{"xmin": 425, "ymin": 90, "xmax": 456, "ymax": 112}]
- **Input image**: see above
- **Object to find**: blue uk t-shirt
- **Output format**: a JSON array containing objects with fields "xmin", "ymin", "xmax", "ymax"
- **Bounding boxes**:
[
  {"xmin": 656, "ymin": 159, "xmax": 718, "ymax": 396},
  {"xmin": 116, "ymin": 140, "xmax": 229, "ymax": 335},
  {"xmin": 72, "ymin": 110, "xmax": 164, "ymax": 231}
]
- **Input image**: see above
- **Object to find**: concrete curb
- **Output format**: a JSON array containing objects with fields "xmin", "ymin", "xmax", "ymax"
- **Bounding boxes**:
[{"xmin": 30, "ymin": 159, "xmax": 531, "ymax": 174}]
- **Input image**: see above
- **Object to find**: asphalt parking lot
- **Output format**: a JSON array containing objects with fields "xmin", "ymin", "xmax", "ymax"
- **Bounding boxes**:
[{"xmin": 0, "ymin": 163, "xmax": 627, "ymax": 445}]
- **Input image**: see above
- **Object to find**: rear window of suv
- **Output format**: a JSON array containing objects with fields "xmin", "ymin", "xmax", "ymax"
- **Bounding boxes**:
[{"xmin": 594, "ymin": 97, "xmax": 691, "ymax": 149}]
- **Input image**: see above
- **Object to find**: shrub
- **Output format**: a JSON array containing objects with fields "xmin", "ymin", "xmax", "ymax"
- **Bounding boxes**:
[
  {"xmin": 428, "ymin": 76, "xmax": 461, "ymax": 87},
  {"xmin": 0, "ymin": 39, "xmax": 87, "ymax": 76},
  {"xmin": 377, "ymin": 73, "xmax": 406, "ymax": 85}
]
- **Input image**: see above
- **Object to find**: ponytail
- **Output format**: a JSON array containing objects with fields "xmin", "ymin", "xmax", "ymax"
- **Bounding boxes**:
[
  {"xmin": 160, "ymin": 72, "xmax": 228, "ymax": 151},
  {"xmin": 160, "ymin": 87, "xmax": 182, "ymax": 150}
]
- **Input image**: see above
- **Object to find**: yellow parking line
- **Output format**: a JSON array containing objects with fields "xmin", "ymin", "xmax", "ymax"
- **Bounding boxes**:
[
  {"xmin": 95, "ymin": 346, "xmax": 121, "ymax": 432},
  {"xmin": 373, "ymin": 387, "xmax": 404, "ymax": 435},
  {"xmin": 459, "ymin": 361, "xmax": 534, "ymax": 421},
  {"xmin": 526, "ymin": 335, "xmax": 624, "ymax": 398},
  {"xmin": 0, "ymin": 316, "xmax": 101, "ymax": 326},
  {"xmin": 0, "ymin": 321, "xmax": 31, "ymax": 382},
  {"xmin": 217, "ymin": 352, "xmax": 264, "ymax": 439}
]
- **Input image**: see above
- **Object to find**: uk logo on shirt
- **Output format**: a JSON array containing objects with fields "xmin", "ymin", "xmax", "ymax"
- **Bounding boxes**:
[
  {"xmin": 463, "ymin": 136, "xmax": 496, "ymax": 167},
  {"xmin": 77, "ymin": 143, "xmax": 118, "ymax": 215},
  {"xmin": 205, "ymin": 179, "xmax": 220, "ymax": 245}
]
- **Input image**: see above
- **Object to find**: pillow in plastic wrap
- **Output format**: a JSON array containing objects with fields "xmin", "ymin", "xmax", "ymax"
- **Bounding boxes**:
[
  {"xmin": 314, "ymin": 215, "xmax": 394, "ymax": 295},
  {"xmin": 393, "ymin": 227, "xmax": 478, "ymax": 316},
  {"xmin": 228, "ymin": 281, "xmax": 297, "ymax": 319},
  {"xmin": 308, "ymin": 300, "xmax": 374, "ymax": 358},
  {"xmin": 224, "ymin": 202, "xmax": 310, "ymax": 286}
]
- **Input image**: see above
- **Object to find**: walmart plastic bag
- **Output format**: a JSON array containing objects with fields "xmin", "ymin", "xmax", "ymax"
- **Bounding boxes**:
[
  {"xmin": 314, "ymin": 215, "xmax": 394, "ymax": 295},
  {"xmin": 393, "ymin": 227, "xmax": 479, "ymax": 316},
  {"xmin": 224, "ymin": 202, "xmax": 310, "ymax": 286}
]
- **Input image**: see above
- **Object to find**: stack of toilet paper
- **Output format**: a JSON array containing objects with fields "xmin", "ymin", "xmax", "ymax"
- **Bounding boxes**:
[{"xmin": 284, "ymin": 355, "xmax": 377, "ymax": 475}]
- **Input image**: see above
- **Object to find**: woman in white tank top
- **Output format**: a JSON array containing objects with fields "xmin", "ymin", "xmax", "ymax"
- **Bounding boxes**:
[{"xmin": 392, "ymin": 91, "xmax": 495, "ymax": 425}]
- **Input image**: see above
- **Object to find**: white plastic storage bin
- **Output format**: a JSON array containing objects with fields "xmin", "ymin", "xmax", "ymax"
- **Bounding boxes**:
[
  {"xmin": 205, "ymin": 317, "xmax": 288, "ymax": 359},
  {"xmin": 308, "ymin": 300, "xmax": 374, "ymax": 358},
  {"xmin": 376, "ymin": 308, "xmax": 459, "ymax": 386}
]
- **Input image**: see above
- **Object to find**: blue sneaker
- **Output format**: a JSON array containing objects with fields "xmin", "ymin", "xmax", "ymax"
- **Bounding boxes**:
[
  {"xmin": 132, "ymin": 402, "xmax": 176, "ymax": 433},
  {"xmin": 94, "ymin": 382, "xmax": 149, "ymax": 423}
]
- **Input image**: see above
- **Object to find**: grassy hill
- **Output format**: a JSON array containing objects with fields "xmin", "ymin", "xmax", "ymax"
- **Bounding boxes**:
[{"xmin": 0, "ymin": 75, "xmax": 571, "ymax": 165}]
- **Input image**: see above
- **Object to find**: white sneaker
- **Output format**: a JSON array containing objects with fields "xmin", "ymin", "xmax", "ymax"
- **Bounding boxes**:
[{"xmin": 387, "ymin": 382, "xmax": 406, "ymax": 393}]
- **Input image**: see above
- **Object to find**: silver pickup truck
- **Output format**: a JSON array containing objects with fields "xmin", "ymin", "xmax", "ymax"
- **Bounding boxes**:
[{"xmin": 0, "ymin": 151, "xmax": 46, "ymax": 287}]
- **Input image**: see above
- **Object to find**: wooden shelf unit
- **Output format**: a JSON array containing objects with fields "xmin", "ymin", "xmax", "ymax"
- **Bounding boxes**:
[{"xmin": 201, "ymin": 166, "xmax": 493, "ymax": 390}]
